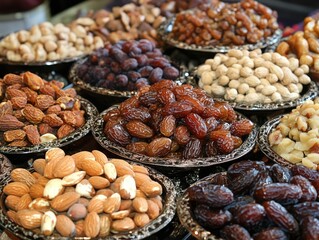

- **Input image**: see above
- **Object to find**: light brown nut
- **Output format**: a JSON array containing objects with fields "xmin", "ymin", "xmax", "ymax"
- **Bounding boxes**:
[
  {"xmin": 134, "ymin": 213, "xmax": 150, "ymax": 227},
  {"xmin": 80, "ymin": 159, "xmax": 104, "ymax": 176},
  {"xmin": 88, "ymin": 176, "xmax": 110, "ymax": 189},
  {"xmin": 3, "ymin": 182, "xmax": 30, "ymax": 197},
  {"xmin": 10, "ymin": 168, "xmax": 36, "ymax": 187},
  {"xmin": 15, "ymin": 193, "xmax": 32, "ymax": 211},
  {"xmin": 103, "ymin": 193, "xmax": 121, "ymax": 214},
  {"xmin": 84, "ymin": 212, "xmax": 100, "ymax": 238},
  {"xmin": 53, "ymin": 155, "xmax": 76, "ymax": 178},
  {"xmin": 132, "ymin": 197, "xmax": 148, "ymax": 213},
  {"xmin": 16, "ymin": 209, "xmax": 43, "ymax": 229},
  {"xmin": 45, "ymin": 147, "xmax": 65, "ymax": 162},
  {"xmin": 50, "ymin": 192, "xmax": 80, "ymax": 212},
  {"xmin": 29, "ymin": 183, "xmax": 44, "ymax": 199},
  {"xmin": 88, "ymin": 195, "xmax": 107, "ymax": 213},
  {"xmin": 111, "ymin": 217, "xmax": 135, "ymax": 232},
  {"xmin": 55, "ymin": 215, "xmax": 76, "ymax": 237},
  {"xmin": 61, "ymin": 171, "xmax": 86, "ymax": 187},
  {"xmin": 99, "ymin": 214, "xmax": 111, "ymax": 237},
  {"xmin": 92, "ymin": 150, "xmax": 108, "ymax": 167},
  {"xmin": 5, "ymin": 195, "xmax": 20, "ymax": 211},
  {"xmin": 139, "ymin": 180, "xmax": 162, "ymax": 198}
]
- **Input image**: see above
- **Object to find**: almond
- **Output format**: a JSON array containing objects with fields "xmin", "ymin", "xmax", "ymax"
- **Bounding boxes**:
[
  {"xmin": 75, "ymin": 179, "xmax": 95, "ymax": 198},
  {"xmin": 3, "ymin": 182, "xmax": 29, "ymax": 197},
  {"xmin": 84, "ymin": 212, "xmax": 100, "ymax": 238},
  {"xmin": 92, "ymin": 150, "xmax": 108, "ymax": 167},
  {"xmin": 45, "ymin": 148, "xmax": 65, "ymax": 162},
  {"xmin": 61, "ymin": 171, "xmax": 86, "ymax": 186},
  {"xmin": 134, "ymin": 172, "xmax": 152, "ymax": 187},
  {"xmin": 5, "ymin": 195, "xmax": 20, "ymax": 211},
  {"xmin": 67, "ymin": 203, "xmax": 87, "ymax": 221},
  {"xmin": 0, "ymin": 114, "xmax": 24, "ymax": 131},
  {"xmin": 88, "ymin": 176, "xmax": 110, "ymax": 189},
  {"xmin": 96, "ymin": 189, "xmax": 114, "ymax": 198},
  {"xmin": 103, "ymin": 193, "xmax": 121, "ymax": 213},
  {"xmin": 41, "ymin": 211, "xmax": 57, "ymax": 236},
  {"xmin": 119, "ymin": 175, "xmax": 136, "ymax": 200},
  {"xmin": 28, "ymin": 198, "xmax": 50, "ymax": 211},
  {"xmin": 50, "ymin": 192, "xmax": 80, "ymax": 212},
  {"xmin": 132, "ymin": 197, "xmax": 148, "ymax": 213},
  {"xmin": 16, "ymin": 209, "xmax": 43, "ymax": 229},
  {"xmin": 10, "ymin": 168, "xmax": 36, "ymax": 187},
  {"xmin": 32, "ymin": 172, "xmax": 41, "ymax": 179},
  {"xmin": 23, "ymin": 71, "xmax": 44, "ymax": 90},
  {"xmin": 147, "ymin": 199, "xmax": 160, "ymax": 219},
  {"xmin": 104, "ymin": 162, "xmax": 117, "ymax": 182},
  {"xmin": 22, "ymin": 105, "xmax": 45, "ymax": 124},
  {"xmin": 64, "ymin": 186, "xmax": 76, "ymax": 193},
  {"xmin": 29, "ymin": 183, "xmax": 44, "ymax": 198},
  {"xmin": 134, "ymin": 213, "xmax": 150, "ymax": 227},
  {"xmin": 81, "ymin": 159, "xmax": 104, "ymax": 176},
  {"xmin": 75, "ymin": 220, "xmax": 85, "ymax": 237},
  {"xmin": 99, "ymin": 214, "xmax": 111, "ymax": 237},
  {"xmin": 110, "ymin": 159, "xmax": 133, "ymax": 170},
  {"xmin": 36, "ymin": 175, "xmax": 49, "ymax": 186},
  {"xmin": 15, "ymin": 193, "xmax": 32, "ymax": 211},
  {"xmin": 78, "ymin": 197, "xmax": 90, "ymax": 207},
  {"xmin": 135, "ymin": 189, "xmax": 147, "ymax": 198},
  {"xmin": 53, "ymin": 155, "xmax": 76, "ymax": 178},
  {"xmin": 111, "ymin": 210, "xmax": 130, "ymax": 220},
  {"xmin": 110, "ymin": 159, "xmax": 135, "ymax": 177},
  {"xmin": 7, "ymin": 210, "xmax": 19, "ymax": 224},
  {"xmin": 56, "ymin": 215, "xmax": 76, "ymax": 237},
  {"xmin": 43, "ymin": 156, "xmax": 61, "ymax": 179},
  {"xmin": 140, "ymin": 180, "xmax": 163, "ymax": 198},
  {"xmin": 88, "ymin": 195, "xmax": 107, "ymax": 213},
  {"xmin": 111, "ymin": 217, "xmax": 135, "ymax": 232},
  {"xmin": 43, "ymin": 179, "xmax": 64, "ymax": 199},
  {"xmin": 33, "ymin": 158, "xmax": 46, "ymax": 175},
  {"xmin": 149, "ymin": 196, "xmax": 163, "ymax": 211},
  {"xmin": 132, "ymin": 165, "xmax": 149, "ymax": 175},
  {"xmin": 72, "ymin": 151, "xmax": 95, "ymax": 169}
]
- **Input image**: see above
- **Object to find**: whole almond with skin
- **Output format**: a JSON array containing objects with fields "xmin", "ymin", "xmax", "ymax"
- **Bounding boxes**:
[
  {"xmin": 7, "ymin": 210, "xmax": 19, "ymax": 224},
  {"xmin": 67, "ymin": 203, "xmax": 87, "ymax": 221},
  {"xmin": 29, "ymin": 183, "xmax": 44, "ymax": 199},
  {"xmin": 132, "ymin": 197, "xmax": 148, "ymax": 213},
  {"xmin": 81, "ymin": 159, "xmax": 104, "ymax": 176},
  {"xmin": 57, "ymin": 124, "xmax": 75, "ymax": 139},
  {"xmin": 75, "ymin": 220, "xmax": 85, "ymax": 237},
  {"xmin": 64, "ymin": 186, "xmax": 76, "ymax": 193},
  {"xmin": 139, "ymin": 180, "xmax": 163, "ymax": 198},
  {"xmin": 88, "ymin": 176, "xmax": 110, "ymax": 189},
  {"xmin": 3, "ymin": 182, "xmax": 29, "ymax": 197},
  {"xmin": 45, "ymin": 148, "xmax": 65, "ymax": 162},
  {"xmin": 22, "ymin": 105, "xmax": 45, "ymax": 124},
  {"xmin": 112, "ymin": 217, "xmax": 135, "ymax": 232},
  {"xmin": 43, "ymin": 113, "xmax": 64, "ymax": 127},
  {"xmin": 44, "ymin": 155, "xmax": 62, "ymax": 179},
  {"xmin": 10, "ymin": 168, "xmax": 36, "ymax": 187},
  {"xmin": 132, "ymin": 165, "xmax": 149, "ymax": 175},
  {"xmin": 99, "ymin": 214, "xmax": 111, "ymax": 237},
  {"xmin": 53, "ymin": 155, "xmax": 76, "ymax": 178},
  {"xmin": 88, "ymin": 195, "xmax": 107, "ymax": 213},
  {"xmin": 3, "ymin": 73, "xmax": 23, "ymax": 85},
  {"xmin": 15, "ymin": 193, "xmax": 32, "ymax": 211},
  {"xmin": 147, "ymin": 199, "xmax": 160, "ymax": 219},
  {"xmin": 119, "ymin": 199, "xmax": 132, "ymax": 211},
  {"xmin": 43, "ymin": 178, "xmax": 64, "ymax": 199},
  {"xmin": 11, "ymin": 97, "xmax": 27, "ymax": 109},
  {"xmin": 3, "ymin": 129, "xmax": 26, "ymax": 142},
  {"xmin": 24, "ymin": 125, "xmax": 41, "ymax": 145},
  {"xmin": 56, "ymin": 215, "xmax": 76, "ymax": 237},
  {"xmin": 110, "ymin": 159, "xmax": 133, "ymax": 170},
  {"xmin": 84, "ymin": 212, "xmax": 100, "ymax": 238},
  {"xmin": 75, "ymin": 179, "xmax": 95, "ymax": 198},
  {"xmin": 135, "ymin": 190, "xmax": 147, "ymax": 198},
  {"xmin": 33, "ymin": 159, "xmax": 46, "ymax": 175},
  {"xmin": 72, "ymin": 151, "xmax": 95, "ymax": 169},
  {"xmin": 23, "ymin": 71, "xmax": 44, "ymax": 90},
  {"xmin": 31, "ymin": 172, "xmax": 41, "ymax": 179},
  {"xmin": 134, "ymin": 213, "xmax": 150, "ymax": 227},
  {"xmin": 21, "ymin": 87, "xmax": 37, "ymax": 105},
  {"xmin": 104, "ymin": 162, "xmax": 117, "ymax": 182},
  {"xmin": 92, "ymin": 150, "xmax": 108, "ymax": 167},
  {"xmin": 61, "ymin": 171, "xmax": 86, "ymax": 186},
  {"xmin": 17, "ymin": 209, "xmax": 43, "ymax": 229},
  {"xmin": 78, "ymin": 197, "xmax": 90, "ymax": 207},
  {"xmin": 96, "ymin": 189, "xmax": 114, "ymax": 198},
  {"xmin": 149, "ymin": 196, "xmax": 163, "ymax": 211},
  {"xmin": 28, "ymin": 198, "xmax": 50, "ymax": 212},
  {"xmin": 111, "ymin": 210, "xmax": 130, "ymax": 220},
  {"xmin": 5, "ymin": 195, "xmax": 20, "ymax": 211},
  {"xmin": 103, "ymin": 193, "xmax": 121, "ymax": 213},
  {"xmin": 50, "ymin": 192, "xmax": 80, "ymax": 212},
  {"xmin": 35, "ymin": 94, "xmax": 55, "ymax": 110},
  {"xmin": 134, "ymin": 172, "xmax": 152, "ymax": 187},
  {"xmin": 113, "ymin": 164, "xmax": 135, "ymax": 177},
  {"xmin": 36, "ymin": 175, "xmax": 49, "ymax": 187},
  {"xmin": 0, "ymin": 114, "xmax": 24, "ymax": 131}
]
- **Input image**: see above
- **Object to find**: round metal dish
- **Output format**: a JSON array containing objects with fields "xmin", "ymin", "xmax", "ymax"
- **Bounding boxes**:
[{"xmin": 0, "ymin": 154, "xmax": 13, "ymax": 187}]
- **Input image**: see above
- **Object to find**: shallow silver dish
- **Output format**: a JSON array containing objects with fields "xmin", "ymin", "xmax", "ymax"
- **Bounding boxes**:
[
  {"xmin": 177, "ymin": 172, "xmax": 227, "ymax": 240},
  {"xmin": 0, "ymin": 97, "xmax": 98, "ymax": 154},
  {"xmin": 69, "ymin": 58, "xmax": 187, "ymax": 98},
  {"xmin": 158, "ymin": 16, "xmax": 282, "ymax": 53},
  {"xmin": 258, "ymin": 115, "xmax": 294, "ymax": 168},
  {"xmin": 0, "ymin": 154, "xmax": 12, "ymax": 187},
  {"xmin": 0, "ymin": 162, "xmax": 176, "ymax": 240},
  {"xmin": 92, "ymin": 105, "xmax": 257, "ymax": 169}
]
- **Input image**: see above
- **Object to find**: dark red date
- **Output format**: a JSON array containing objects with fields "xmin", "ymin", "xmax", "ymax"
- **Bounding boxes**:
[
  {"xmin": 185, "ymin": 113, "xmax": 207, "ymax": 139},
  {"xmin": 104, "ymin": 123, "xmax": 131, "ymax": 146},
  {"xmin": 269, "ymin": 164, "xmax": 291, "ymax": 183},
  {"xmin": 220, "ymin": 224, "xmax": 252, "ymax": 240},
  {"xmin": 291, "ymin": 165, "xmax": 319, "ymax": 181},
  {"xmin": 301, "ymin": 216, "xmax": 319, "ymax": 240},
  {"xmin": 253, "ymin": 227, "xmax": 288, "ymax": 240},
  {"xmin": 182, "ymin": 138, "xmax": 202, "ymax": 159},
  {"xmin": 162, "ymin": 101, "xmax": 193, "ymax": 118},
  {"xmin": 145, "ymin": 137, "xmax": 172, "ymax": 157},
  {"xmin": 290, "ymin": 175, "xmax": 317, "ymax": 202},
  {"xmin": 227, "ymin": 160, "xmax": 266, "ymax": 180},
  {"xmin": 292, "ymin": 202, "xmax": 319, "ymax": 220},
  {"xmin": 233, "ymin": 203, "xmax": 266, "ymax": 228},
  {"xmin": 228, "ymin": 168, "xmax": 260, "ymax": 195}
]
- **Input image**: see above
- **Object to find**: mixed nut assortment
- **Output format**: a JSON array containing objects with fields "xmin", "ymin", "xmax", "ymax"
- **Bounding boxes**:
[
  {"xmin": 169, "ymin": 0, "xmax": 279, "ymax": 46},
  {"xmin": 197, "ymin": 48, "xmax": 311, "ymax": 104},
  {"xmin": 0, "ymin": 72, "xmax": 86, "ymax": 147},
  {"xmin": 2, "ymin": 148, "xmax": 165, "ymax": 237},
  {"xmin": 186, "ymin": 160, "xmax": 319, "ymax": 239},
  {"xmin": 103, "ymin": 81, "xmax": 254, "ymax": 159},
  {"xmin": 75, "ymin": 39, "xmax": 179, "ymax": 91}
]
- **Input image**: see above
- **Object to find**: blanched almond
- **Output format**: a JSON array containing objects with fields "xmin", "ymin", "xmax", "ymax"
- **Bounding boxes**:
[
  {"xmin": 41, "ymin": 211, "xmax": 56, "ymax": 236},
  {"xmin": 43, "ymin": 179, "xmax": 64, "ymax": 199},
  {"xmin": 104, "ymin": 162, "xmax": 117, "ymax": 182},
  {"xmin": 28, "ymin": 198, "xmax": 50, "ymax": 211},
  {"xmin": 84, "ymin": 212, "xmax": 100, "ymax": 238},
  {"xmin": 50, "ymin": 192, "xmax": 80, "ymax": 212},
  {"xmin": 75, "ymin": 179, "xmax": 95, "ymax": 198},
  {"xmin": 119, "ymin": 175, "xmax": 136, "ymax": 200},
  {"xmin": 61, "ymin": 171, "xmax": 86, "ymax": 186},
  {"xmin": 11, "ymin": 168, "xmax": 36, "ymax": 187}
]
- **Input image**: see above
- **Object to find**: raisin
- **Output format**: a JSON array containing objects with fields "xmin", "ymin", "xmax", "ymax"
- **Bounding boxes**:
[
  {"xmin": 185, "ymin": 113, "xmax": 207, "ymax": 139},
  {"xmin": 178, "ymin": 95, "xmax": 205, "ymax": 114},
  {"xmin": 209, "ymin": 130, "xmax": 234, "ymax": 154},
  {"xmin": 125, "ymin": 120, "xmax": 154, "ymax": 138},
  {"xmin": 233, "ymin": 203, "xmax": 266, "ymax": 228},
  {"xmin": 291, "ymin": 165, "xmax": 319, "ymax": 181},
  {"xmin": 139, "ymin": 91, "xmax": 158, "ymax": 106},
  {"xmin": 174, "ymin": 125, "xmax": 191, "ymax": 145},
  {"xmin": 292, "ymin": 202, "xmax": 319, "ymax": 220},
  {"xmin": 254, "ymin": 227, "xmax": 288, "ymax": 240},
  {"xmin": 104, "ymin": 124, "xmax": 131, "ymax": 146},
  {"xmin": 187, "ymin": 183, "xmax": 234, "ymax": 207},
  {"xmin": 194, "ymin": 204, "xmax": 232, "ymax": 229},
  {"xmin": 162, "ymin": 101, "xmax": 193, "ymax": 118},
  {"xmin": 301, "ymin": 216, "xmax": 319, "ymax": 240},
  {"xmin": 254, "ymin": 183, "xmax": 302, "ymax": 205},
  {"xmin": 183, "ymin": 138, "xmax": 202, "ymax": 159},
  {"xmin": 269, "ymin": 164, "xmax": 291, "ymax": 183},
  {"xmin": 220, "ymin": 224, "xmax": 252, "ymax": 240},
  {"xmin": 228, "ymin": 168, "xmax": 260, "ymax": 195},
  {"xmin": 149, "ymin": 67, "xmax": 163, "ymax": 84},
  {"xmin": 290, "ymin": 175, "xmax": 317, "ymax": 202},
  {"xmin": 121, "ymin": 107, "xmax": 151, "ymax": 123},
  {"xmin": 230, "ymin": 119, "xmax": 254, "ymax": 136},
  {"xmin": 125, "ymin": 141, "xmax": 148, "ymax": 154},
  {"xmin": 158, "ymin": 88, "xmax": 176, "ymax": 105},
  {"xmin": 145, "ymin": 137, "xmax": 172, "ymax": 157},
  {"xmin": 159, "ymin": 115, "xmax": 176, "ymax": 137},
  {"xmin": 263, "ymin": 201, "xmax": 299, "ymax": 233}
]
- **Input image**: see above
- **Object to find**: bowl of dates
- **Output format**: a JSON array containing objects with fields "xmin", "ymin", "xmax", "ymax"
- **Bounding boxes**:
[
  {"xmin": 0, "ymin": 72, "xmax": 98, "ymax": 154},
  {"xmin": 92, "ymin": 81, "xmax": 257, "ymax": 168},
  {"xmin": 69, "ymin": 39, "xmax": 182, "ymax": 98},
  {"xmin": 178, "ymin": 159, "xmax": 319, "ymax": 239},
  {"xmin": 259, "ymin": 99, "xmax": 319, "ymax": 170},
  {"xmin": 0, "ymin": 148, "xmax": 176, "ymax": 239},
  {"xmin": 158, "ymin": 0, "xmax": 282, "ymax": 53}
]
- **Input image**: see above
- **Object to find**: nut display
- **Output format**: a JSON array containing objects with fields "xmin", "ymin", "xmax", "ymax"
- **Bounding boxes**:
[
  {"xmin": 197, "ymin": 49, "xmax": 311, "ymax": 104},
  {"xmin": 75, "ymin": 39, "xmax": 180, "ymax": 91},
  {"xmin": 186, "ymin": 160, "xmax": 319, "ymax": 239},
  {"xmin": 0, "ymin": 19, "xmax": 104, "ymax": 62},
  {"xmin": 169, "ymin": 0, "xmax": 279, "ymax": 46},
  {"xmin": 269, "ymin": 99, "xmax": 319, "ymax": 170},
  {"xmin": 276, "ymin": 17, "xmax": 319, "ymax": 72},
  {"xmin": 3, "ymin": 148, "xmax": 164, "ymax": 237},
  {"xmin": 0, "ymin": 72, "xmax": 85, "ymax": 147},
  {"xmin": 103, "ymin": 81, "xmax": 254, "ymax": 159}
]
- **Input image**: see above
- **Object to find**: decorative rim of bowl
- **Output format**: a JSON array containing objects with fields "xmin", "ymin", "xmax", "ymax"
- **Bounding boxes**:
[
  {"xmin": 0, "ymin": 153, "xmax": 13, "ymax": 187},
  {"xmin": 0, "ymin": 162, "xmax": 177, "ymax": 240},
  {"xmin": 0, "ymin": 96, "xmax": 98, "ymax": 154},
  {"xmin": 91, "ymin": 105, "xmax": 257, "ymax": 168},
  {"xmin": 187, "ymin": 71, "xmax": 318, "ymax": 111},
  {"xmin": 158, "ymin": 16, "xmax": 282, "ymax": 53},
  {"xmin": 69, "ymin": 57, "xmax": 188, "ymax": 98},
  {"xmin": 177, "ymin": 172, "xmax": 227, "ymax": 240}
]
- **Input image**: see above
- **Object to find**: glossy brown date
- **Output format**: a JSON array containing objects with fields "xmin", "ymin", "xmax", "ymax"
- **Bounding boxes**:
[
  {"xmin": 220, "ymin": 224, "xmax": 252, "ymax": 240},
  {"xmin": 301, "ymin": 216, "xmax": 319, "ymax": 240},
  {"xmin": 253, "ymin": 227, "xmax": 288, "ymax": 240},
  {"xmin": 233, "ymin": 203, "xmax": 266, "ymax": 228},
  {"xmin": 269, "ymin": 164, "xmax": 291, "ymax": 183},
  {"xmin": 228, "ymin": 168, "xmax": 260, "ymax": 195},
  {"xmin": 292, "ymin": 202, "xmax": 319, "ymax": 220},
  {"xmin": 290, "ymin": 175, "xmax": 317, "ymax": 202},
  {"xmin": 290, "ymin": 165, "xmax": 319, "ymax": 181}
]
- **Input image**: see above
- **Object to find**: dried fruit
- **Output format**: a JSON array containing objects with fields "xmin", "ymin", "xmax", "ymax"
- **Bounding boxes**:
[
  {"xmin": 185, "ymin": 113, "xmax": 207, "ymax": 139},
  {"xmin": 24, "ymin": 125, "xmax": 40, "ymax": 145},
  {"xmin": 233, "ymin": 203, "xmax": 266, "ymax": 228},
  {"xmin": 22, "ymin": 105, "xmax": 45, "ymax": 124},
  {"xmin": 0, "ymin": 114, "xmax": 24, "ymax": 131},
  {"xmin": 125, "ymin": 120, "xmax": 154, "ymax": 138},
  {"xmin": 220, "ymin": 224, "xmax": 252, "ymax": 240}
]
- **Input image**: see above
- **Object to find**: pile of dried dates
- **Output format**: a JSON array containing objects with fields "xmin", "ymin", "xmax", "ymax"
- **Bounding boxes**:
[
  {"xmin": 76, "ymin": 39, "xmax": 179, "ymax": 91},
  {"xmin": 187, "ymin": 160, "xmax": 319, "ymax": 239},
  {"xmin": 103, "ymin": 81, "xmax": 253, "ymax": 159}
]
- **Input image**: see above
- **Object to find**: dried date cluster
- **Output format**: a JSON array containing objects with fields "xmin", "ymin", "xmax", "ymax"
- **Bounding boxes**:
[
  {"xmin": 76, "ymin": 39, "xmax": 179, "ymax": 91},
  {"xmin": 187, "ymin": 160, "xmax": 319, "ymax": 239},
  {"xmin": 3, "ymin": 148, "xmax": 164, "ymax": 237},
  {"xmin": 170, "ymin": 0, "xmax": 279, "ymax": 46},
  {"xmin": 0, "ymin": 72, "xmax": 85, "ymax": 147},
  {"xmin": 103, "ymin": 81, "xmax": 253, "ymax": 159}
]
